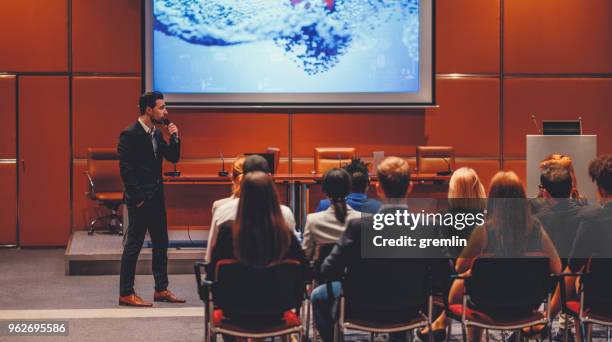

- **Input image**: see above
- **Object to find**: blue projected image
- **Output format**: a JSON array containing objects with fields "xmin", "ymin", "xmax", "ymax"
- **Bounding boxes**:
[{"xmin": 153, "ymin": 0, "xmax": 420, "ymax": 94}]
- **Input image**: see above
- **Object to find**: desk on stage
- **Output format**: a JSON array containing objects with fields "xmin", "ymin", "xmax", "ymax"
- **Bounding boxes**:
[{"xmin": 162, "ymin": 173, "xmax": 451, "ymax": 230}]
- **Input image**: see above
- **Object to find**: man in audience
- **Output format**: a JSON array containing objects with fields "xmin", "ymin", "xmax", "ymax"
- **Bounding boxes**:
[
  {"xmin": 205, "ymin": 155, "xmax": 296, "ymax": 262},
  {"xmin": 535, "ymin": 164, "xmax": 591, "ymax": 341},
  {"xmin": 316, "ymin": 158, "xmax": 382, "ymax": 214},
  {"xmin": 312, "ymin": 157, "xmax": 449, "ymax": 342},
  {"xmin": 536, "ymin": 164, "xmax": 590, "ymax": 268},
  {"xmin": 570, "ymin": 154, "xmax": 612, "ymax": 270}
]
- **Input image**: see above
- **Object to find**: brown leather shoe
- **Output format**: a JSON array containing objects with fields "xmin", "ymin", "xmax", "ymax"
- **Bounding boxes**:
[
  {"xmin": 154, "ymin": 289, "xmax": 186, "ymax": 303},
  {"xmin": 119, "ymin": 294, "xmax": 153, "ymax": 307}
]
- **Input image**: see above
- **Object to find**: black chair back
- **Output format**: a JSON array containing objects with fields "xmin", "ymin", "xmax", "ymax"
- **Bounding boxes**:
[
  {"xmin": 213, "ymin": 259, "xmax": 304, "ymax": 318},
  {"xmin": 465, "ymin": 255, "xmax": 553, "ymax": 315},
  {"xmin": 582, "ymin": 258, "xmax": 612, "ymax": 312},
  {"xmin": 342, "ymin": 259, "xmax": 438, "ymax": 318}
]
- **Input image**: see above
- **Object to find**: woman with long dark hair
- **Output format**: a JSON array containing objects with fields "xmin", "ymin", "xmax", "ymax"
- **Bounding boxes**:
[{"xmin": 208, "ymin": 171, "xmax": 305, "ymax": 277}]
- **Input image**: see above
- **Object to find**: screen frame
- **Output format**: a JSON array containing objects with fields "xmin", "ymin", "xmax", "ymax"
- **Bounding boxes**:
[{"xmin": 143, "ymin": 0, "xmax": 435, "ymax": 108}]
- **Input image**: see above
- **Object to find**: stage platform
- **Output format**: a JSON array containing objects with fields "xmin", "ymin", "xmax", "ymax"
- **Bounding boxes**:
[{"xmin": 65, "ymin": 230, "xmax": 207, "ymax": 276}]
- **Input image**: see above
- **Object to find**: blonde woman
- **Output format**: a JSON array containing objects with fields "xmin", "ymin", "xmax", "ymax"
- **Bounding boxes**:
[
  {"xmin": 418, "ymin": 167, "xmax": 487, "ymax": 341},
  {"xmin": 211, "ymin": 155, "xmax": 246, "ymax": 216}
]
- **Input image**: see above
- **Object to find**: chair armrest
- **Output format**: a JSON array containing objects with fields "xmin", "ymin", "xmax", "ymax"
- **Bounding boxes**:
[
  {"xmin": 194, "ymin": 262, "xmax": 212, "ymax": 302},
  {"xmin": 449, "ymin": 273, "xmax": 470, "ymax": 280},
  {"xmin": 85, "ymin": 171, "xmax": 95, "ymax": 197},
  {"xmin": 551, "ymin": 271, "xmax": 583, "ymax": 278}
]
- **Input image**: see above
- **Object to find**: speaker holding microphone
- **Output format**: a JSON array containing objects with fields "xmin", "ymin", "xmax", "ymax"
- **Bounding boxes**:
[{"xmin": 162, "ymin": 118, "xmax": 181, "ymax": 176}]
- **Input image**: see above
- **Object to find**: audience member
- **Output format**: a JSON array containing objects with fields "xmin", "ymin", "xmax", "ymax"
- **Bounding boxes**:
[
  {"xmin": 315, "ymin": 158, "xmax": 382, "ymax": 213},
  {"xmin": 206, "ymin": 155, "xmax": 296, "ymax": 262},
  {"xmin": 303, "ymin": 168, "xmax": 361, "ymax": 259},
  {"xmin": 211, "ymin": 155, "xmax": 245, "ymax": 216},
  {"xmin": 314, "ymin": 157, "xmax": 449, "ymax": 342},
  {"xmin": 450, "ymin": 171, "xmax": 562, "ymax": 341}
]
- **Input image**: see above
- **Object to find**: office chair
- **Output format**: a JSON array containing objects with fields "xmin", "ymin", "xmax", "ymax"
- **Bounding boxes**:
[
  {"xmin": 86, "ymin": 148, "xmax": 124, "ymax": 235},
  {"xmin": 314, "ymin": 147, "xmax": 356, "ymax": 174}
]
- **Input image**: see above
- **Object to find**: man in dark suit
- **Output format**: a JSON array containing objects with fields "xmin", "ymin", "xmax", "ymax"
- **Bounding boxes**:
[{"xmin": 117, "ymin": 91, "xmax": 184, "ymax": 306}]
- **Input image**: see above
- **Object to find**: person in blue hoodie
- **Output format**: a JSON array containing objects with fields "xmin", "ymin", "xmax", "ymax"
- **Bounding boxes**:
[{"xmin": 315, "ymin": 158, "xmax": 382, "ymax": 214}]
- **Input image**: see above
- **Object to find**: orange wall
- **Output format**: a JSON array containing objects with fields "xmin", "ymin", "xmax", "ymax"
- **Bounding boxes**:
[{"xmin": 0, "ymin": 0, "xmax": 610, "ymax": 246}]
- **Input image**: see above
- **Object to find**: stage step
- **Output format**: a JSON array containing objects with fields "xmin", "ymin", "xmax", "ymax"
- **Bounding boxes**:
[{"xmin": 65, "ymin": 231, "xmax": 207, "ymax": 276}]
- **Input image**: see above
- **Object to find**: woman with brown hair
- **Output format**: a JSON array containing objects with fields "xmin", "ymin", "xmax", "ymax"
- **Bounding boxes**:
[
  {"xmin": 448, "ymin": 171, "xmax": 562, "ymax": 341},
  {"xmin": 208, "ymin": 170, "xmax": 306, "ymax": 277}
]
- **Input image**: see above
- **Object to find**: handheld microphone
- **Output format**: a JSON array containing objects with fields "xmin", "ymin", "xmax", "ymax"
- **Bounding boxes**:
[
  {"xmin": 162, "ymin": 118, "xmax": 180, "ymax": 144},
  {"xmin": 531, "ymin": 114, "xmax": 542, "ymax": 134},
  {"xmin": 218, "ymin": 151, "xmax": 228, "ymax": 177},
  {"xmin": 161, "ymin": 118, "xmax": 181, "ymax": 176},
  {"xmin": 436, "ymin": 157, "xmax": 453, "ymax": 176}
]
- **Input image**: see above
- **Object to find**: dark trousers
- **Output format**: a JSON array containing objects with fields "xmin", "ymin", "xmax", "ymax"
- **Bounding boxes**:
[{"xmin": 119, "ymin": 191, "xmax": 169, "ymax": 296}]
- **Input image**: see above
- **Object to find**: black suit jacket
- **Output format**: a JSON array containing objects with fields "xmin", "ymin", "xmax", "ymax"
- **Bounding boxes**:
[
  {"xmin": 319, "ymin": 205, "xmax": 451, "ymax": 286},
  {"xmin": 117, "ymin": 121, "xmax": 180, "ymax": 207}
]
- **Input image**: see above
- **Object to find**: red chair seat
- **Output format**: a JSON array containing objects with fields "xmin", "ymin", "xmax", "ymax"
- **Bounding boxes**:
[
  {"xmin": 565, "ymin": 301, "xmax": 612, "ymax": 323},
  {"xmin": 448, "ymin": 304, "xmax": 545, "ymax": 327},
  {"xmin": 212, "ymin": 309, "xmax": 301, "ymax": 333}
]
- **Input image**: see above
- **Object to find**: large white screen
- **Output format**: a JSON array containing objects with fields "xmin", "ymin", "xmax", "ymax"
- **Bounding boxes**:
[{"xmin": 145, "ymin": 0, "xmax": 434, "ymax": 107}]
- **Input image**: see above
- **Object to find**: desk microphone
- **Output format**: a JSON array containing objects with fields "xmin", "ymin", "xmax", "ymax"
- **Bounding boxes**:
[
  {"xmin": 218, "ymin": 151, "xmax": 228, "ymax": 177},
  {"xmin": 531, "ymin": 114, "xmax": 542, "ymax": 134},
  {"xmin": 436, "ymin": 157, "xmax": 453, "ymax": 176},
  {"xmin": 162, "ymin": 118, "xmax": 180, "ymax": 144}
]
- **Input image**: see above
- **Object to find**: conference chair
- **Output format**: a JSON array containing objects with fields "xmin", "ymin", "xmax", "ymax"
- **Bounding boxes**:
[
  {"xmin": 194, "ymin": 260, "xmax": 306, "ymax": 342},
  {"xmin": 314, "ymin": 147, "xmax": 356, "ymax": 174},
  {"xmin": 416, "ymin": 146, "xmax": 455, "ymax": 175},
  {"xmin": 334, "ymin": 259, "xmax": 435, "ymax": 342},
  {"xmin": 447, "ymin": 254, "xmax": 555, "ymax": 342},
  {"xmin": 266, "ymin": 147, "xmax": 281, "ymax": 173},
  {"xmin": 557, "ymin": 259, "xmax": 612, "ymax": 342},
  {"xmin": 85, "ymin": 148, "xmax": 124, "ymax": 235}
]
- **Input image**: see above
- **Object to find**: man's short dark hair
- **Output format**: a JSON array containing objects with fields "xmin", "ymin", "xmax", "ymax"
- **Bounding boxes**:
[
  {"xmin": 589, "ymin": 154, "xmax": 612, "ymax": 195},
  {"xmin": 376, "ymin": 157, "xmax": 411, "ymax": 198},
  {"xmin": 139, "ymin": 91, "xmax": 164, "ymax": 115},
  {"xmin": 243, "ymin": 155, "xmax": 270, "ymax": 175},
  {"xmin": 343, "ymin": 158, "xmax": 370, "ymax": 193},
  {"xmin": 540, "ymin": 164, "xmax": 572, "ymax": 198}
]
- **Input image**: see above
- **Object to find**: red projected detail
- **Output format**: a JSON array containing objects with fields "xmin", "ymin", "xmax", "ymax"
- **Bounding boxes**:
[{"xmin": 290, "ymin": 0, "xmax": 335, "ymax": 11}]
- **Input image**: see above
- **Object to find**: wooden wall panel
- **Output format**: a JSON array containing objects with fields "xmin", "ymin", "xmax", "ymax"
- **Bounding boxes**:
[
  {"xmin": 169, "ymin": 110, "xmax": 289, "ymax": 159},
  {"xmin": 72, "ymin": 0, "xmax": 141, "ymax": 73},
  {"xmin": 504, "ymin": 0, "xmax": 612, "ymax": 74},
  {"xmin": 0, "ymin": 1, "xmax": 68, "ymax": 72},
  {"xmin": 504, "ymin": 78, "xmax": 612, "ymax": 158},
  {"xmin": 436, "ymin": 0, "xmax": 500, "ymax": 73},
  {"xmin": 426, "ymin": 78, "xmax": 500, "ymax": 157},
  {"xmin": 18, "ymin": 76, "xmax": 70, "ymax": 246},
  {"xmin": 291, "ymin": 111, "xmax": 426, "ymax": 158},
  {"xmin": 72, "ymin": 77, "xmax": 141, "ymax": 158},
  {"xmin": 0, "ymin": 163, "xmax": 17, "ymax": 245},
  {"xmin": 0, "ymin": 76, "xmax": 16, "ymax": 158}
]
